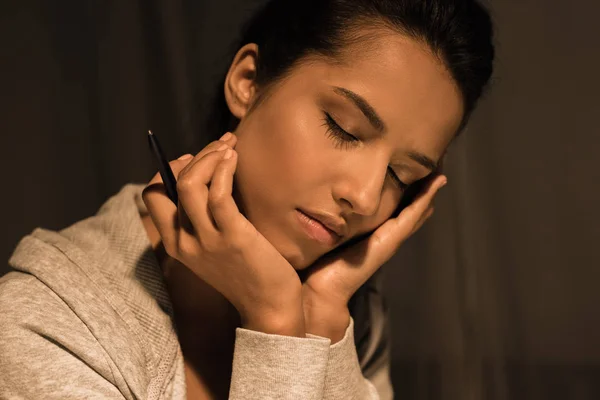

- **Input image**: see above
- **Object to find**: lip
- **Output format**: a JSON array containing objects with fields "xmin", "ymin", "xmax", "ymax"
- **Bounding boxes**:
[
  {"xmin": 301, "ymin": 209, "xmax": 346, "ymax": 237},
  {"xmin": 296, "ymin": 209, "xmax": 340, "ymax": 246}
]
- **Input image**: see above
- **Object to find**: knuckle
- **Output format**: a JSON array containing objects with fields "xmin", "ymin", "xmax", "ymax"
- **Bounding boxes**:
[
  {"xmin": 371, "ymin": 232, "xmax": 385, "ymax": 247},
  {"xmin": 225, "ymin": 238, "xmax": 242, "ymax": 253},
  {"xmin": 141, "ymin": 185, "xmax": 151, "ymax": 201},
  {"xmin": 141, "ymin": 184, "xmax": 159, "ymax": 205},
  {"xmin": 221, "ymin": 235, "xmax": 245, "ymax": 257},
  {"xmin": 162, "ymin": 237, "xmax": 178, "ymax": 259},
  {"xmin": 177, "ymin": 235, "xmax": 198, "ymax": 260},
  {"xmin": 213, "ymin": 138, "xmax": 231, "ymax": 147},
  {"xmin": 207, "ymin": 141, "xmax": 230, "ymax": 152},
  {"xmin": 197, "ymin": 149, "xmax": 226, "ymax": 166},
  {"xmin": 176, "ymin": 175, "xmax": 195, "ymax": 193},
  {"xmin": 228, "ymin": 228, "xmax": 252, "ymax": 250},
  {"xmin": 404, "ymin": 205, "xmax": 419, "ymax": 219},
  {"xmin": 175, "ymin": 165, "xmax": 188, "ymax": 180},
  {"xmin": 207, "ymin": 188, "xmax": 226, "ymax": 207},
  {"xmin": 198, "ymin": 236, "xmax": 221, "ymax": 253}
]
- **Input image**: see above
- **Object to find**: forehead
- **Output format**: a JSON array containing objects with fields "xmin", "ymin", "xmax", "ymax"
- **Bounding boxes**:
[{"xmin": 296, "ymin": 32, "xmax": 464, "ymax": 156}]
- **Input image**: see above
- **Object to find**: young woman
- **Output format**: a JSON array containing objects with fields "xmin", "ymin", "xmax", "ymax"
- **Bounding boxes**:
[{"xmin": 0, "ymin": 0, "xmax": 494, "ymax": 399}]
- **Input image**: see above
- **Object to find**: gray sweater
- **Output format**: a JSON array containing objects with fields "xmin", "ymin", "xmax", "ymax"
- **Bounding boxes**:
[{"xmin": 0, "ymin": 184, "xmax": 393, "ymax": 399}]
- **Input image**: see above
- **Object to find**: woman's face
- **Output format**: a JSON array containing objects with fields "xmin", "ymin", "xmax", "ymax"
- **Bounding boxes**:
[{"xmin": 225, "ymin": 32, "xmax": 463, "ymax": 269}]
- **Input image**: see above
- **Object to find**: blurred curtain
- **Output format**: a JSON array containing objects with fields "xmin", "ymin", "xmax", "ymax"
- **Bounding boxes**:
[{"xmin": 1, "ymin": 0, "xmax": 599, "ymax": 399}]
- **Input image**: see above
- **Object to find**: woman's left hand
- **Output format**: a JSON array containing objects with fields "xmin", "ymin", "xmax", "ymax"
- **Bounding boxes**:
[{"xmin": 301, "ymin": 175, "xmax": 447, "ymax": 342}]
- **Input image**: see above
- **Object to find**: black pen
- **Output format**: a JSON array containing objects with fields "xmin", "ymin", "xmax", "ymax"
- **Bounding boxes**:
[{"xmin": 147, "ymin": 130, "xmax": 178, "ymax": 205}]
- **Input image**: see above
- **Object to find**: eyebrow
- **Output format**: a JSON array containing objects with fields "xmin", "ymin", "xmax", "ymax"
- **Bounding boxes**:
[
  {"xmin": 331, "ymin": 86, "xmax": 439, "ymax": 173},
  {"xmin": 331, "ymin": 86, "xmax": 386, "ymax": 132},
  {"xmin": 406, "ymin": 150, "xmax": 439, "ymax": 172}
]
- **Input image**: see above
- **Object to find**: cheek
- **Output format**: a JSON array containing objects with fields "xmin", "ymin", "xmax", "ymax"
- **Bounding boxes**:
[
  {"xmin": 250, "ymin": 104, "xmax": 328, "ymax": 184},
  {"xmin": 380, "ymin": 187, "xmax": 403, "ymax": 222},
  {"xmin": 356, "ymin": 188, "xmax": 402, "ymax": 234},
  {"xmin": 233, "ymin": 106, "xmax": 320, "ymax": 208}
]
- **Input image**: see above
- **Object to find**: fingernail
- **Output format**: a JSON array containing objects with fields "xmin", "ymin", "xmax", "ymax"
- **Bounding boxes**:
[
  {"xmin": 440, "ymin": 179, "xmax": 448, "ymax": 188},
  {"xmin": 178, "ymin": 154, "xmax": 193, "ymax": 160},
  {"xmin": 223, "ymin": 149, "xmax": 233, "ymax": 160},
  {"xmin": 216, "ymin": 143, "xmax": 228, "ymax": 151},
  {"xmin": 220, "ymin": 132, "xmax": 232, "ymax": 141}
]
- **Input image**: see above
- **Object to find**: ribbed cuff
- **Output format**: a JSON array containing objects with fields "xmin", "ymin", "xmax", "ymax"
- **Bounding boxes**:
[
  {"xmin": 322, "ymin": 317, "xmax": 379, "ymax": 400},
  {"xmin": 229, "ymin": 327, "xmax": 331, "ymax": 400}
]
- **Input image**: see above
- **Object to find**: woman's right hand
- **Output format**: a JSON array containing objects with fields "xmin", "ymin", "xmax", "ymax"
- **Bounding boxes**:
[{"xmin": 142, "ymin": 133, "xmax": 305, "ymax": 336}]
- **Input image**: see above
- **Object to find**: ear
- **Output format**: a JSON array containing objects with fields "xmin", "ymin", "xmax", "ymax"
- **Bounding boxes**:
[{"xmin": 224, "ymin": 43, "xmax": 259, "ymax": 120}]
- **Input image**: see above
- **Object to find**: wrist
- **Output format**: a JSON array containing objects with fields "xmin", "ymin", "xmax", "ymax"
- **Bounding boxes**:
[
  {"xmin": 304, "ymin": 305, "xmax": 350, "ymax": 343},
  {"xmin": 241, "ymin": 309, "xmax": 306, "ymax": 337},
  {"xmin": 238, "ymin": 291, "xmax": 306, "ymax": 337}
]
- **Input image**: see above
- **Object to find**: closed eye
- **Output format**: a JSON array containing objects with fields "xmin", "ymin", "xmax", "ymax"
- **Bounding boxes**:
[{"xmin": 321, "ymin": 111, "xmax": 408, "ymax": 190}]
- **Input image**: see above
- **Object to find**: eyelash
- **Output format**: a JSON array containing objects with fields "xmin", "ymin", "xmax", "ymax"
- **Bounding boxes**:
[{"xmin": 321, "ymin": 112, "xmax": 408, "ymax": 190}]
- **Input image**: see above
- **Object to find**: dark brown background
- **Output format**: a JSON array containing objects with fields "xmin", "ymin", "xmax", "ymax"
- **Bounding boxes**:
[{"xmin": 2, "ymin": 1, "xmax": 599, "ymax": 399}]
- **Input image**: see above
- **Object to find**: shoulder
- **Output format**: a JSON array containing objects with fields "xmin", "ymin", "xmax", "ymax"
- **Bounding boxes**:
[
  {"xmin": 0, "ymin": 270, "xmax": 109, "ymax": 355},
  {"xmin": 1, "ymin": 184, "xmax": 178, "ymax": 395},
  {"xmin": 0, "ymin": 270, "xmax": 65, "ymax": 323},
  {"xmin": 0, "ymin": 270, "xmax": 123, "ymax": 395},
  {"xmin": 0, "ymin": 268, "xmax": 157, "ymax": 399}
]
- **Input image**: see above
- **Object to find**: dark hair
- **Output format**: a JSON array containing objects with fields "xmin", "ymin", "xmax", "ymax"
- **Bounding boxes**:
[
  {"xmin": 203, "ymin": 0, "xmax": 495, "ymax": 372},
  {"xmin": 205, "ymin": 0, "xmax": 495, "ymax": 140}
]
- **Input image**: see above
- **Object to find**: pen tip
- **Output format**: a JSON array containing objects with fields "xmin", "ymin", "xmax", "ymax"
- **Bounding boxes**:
[{"xmin": 148, "ymin": 130, "xmax": 153, "ymax": 136}]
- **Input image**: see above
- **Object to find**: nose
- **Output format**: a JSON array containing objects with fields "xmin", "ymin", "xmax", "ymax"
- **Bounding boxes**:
[{"xmin": 332, "ymin": 159, "xmax": 387, "ymax": 217}]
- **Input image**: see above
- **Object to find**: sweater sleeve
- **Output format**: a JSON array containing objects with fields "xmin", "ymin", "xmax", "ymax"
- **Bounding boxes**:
[
  {"xmin": 228, "ymin": 326, "xmax": 331, "ymax": 399},
  {"xmin": 0, "ymin": 272, "xmax": 126, "ymax": 400},
  {"xmin": 320, "ymin": 317, "xmax": 391, "ymax": 400},
  {"xmin": 229, "ymin": 316, "xmax": 392, "ymax": 400}
]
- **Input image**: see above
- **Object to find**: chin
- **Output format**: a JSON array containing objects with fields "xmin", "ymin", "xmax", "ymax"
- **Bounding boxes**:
[
  {"xmin": 279, "ymin": 234, "xmax": 334, "ymax": 271},
  {"xmin": 279, "ymin": 245, "xmax": 315, "ymax": 271},
  {"xmin": 233, "ymin": 190, "xmax": 322, "ymax": 270}
]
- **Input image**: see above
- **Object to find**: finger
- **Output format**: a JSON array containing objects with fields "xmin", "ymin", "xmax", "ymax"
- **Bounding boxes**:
[
  {"xmin": 397, "ymin": 175, "xmax": 446, "ymax": 228},
  {"xmin": 175, "ymin": 146, "xmax": 232, "ymax": 234},
  {"xmin": 142, "ymin": 155, "xmax": 197, "ymax": 252},
  {"xmin": 146, "ymin": 154, "xmax": 193, "ymax": 186},
  {"xmin": 143, "ymin": 146, "xmax": 224, "ymax": 234},
  {"xmin": 179, "ymin": 133, "xmax": 237, "ymax": 178},
  {"xmin": 145, "ymin": 132, "xmax": 237, "ymax": 194},
  {"xmin": 314, "ymin": 179, "xmax": 447, "ymax": 298},
  {"xmin": 410, "ymin": 206, "xmax": 434, "ymax": 235},
  {"xmin": 336, "ymin": 178, "xmax": 444, "ymax": 277},
  {"xmin": 141, "ymin": 133, "xmax": 236, "ymax": 254},
  {"xmin": 177, "ymin": 149, "xmax": 231, "ymax": 236},
  {"xmin": 207, "ymin": 148, "xmax": 241, "ymax": 231},
  {"xmin": 373, "ymin": 177, "xmax": 444, "ymax": 258}
]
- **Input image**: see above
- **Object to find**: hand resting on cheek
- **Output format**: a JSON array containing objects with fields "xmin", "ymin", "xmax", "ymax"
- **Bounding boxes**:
[
  {"xmin": 142, "ymin": 132, "xmax": 306, "ymax": 337},
  {"xmin": 143, "ymin": 130, "xmax": 446, "ymax": 343}
]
